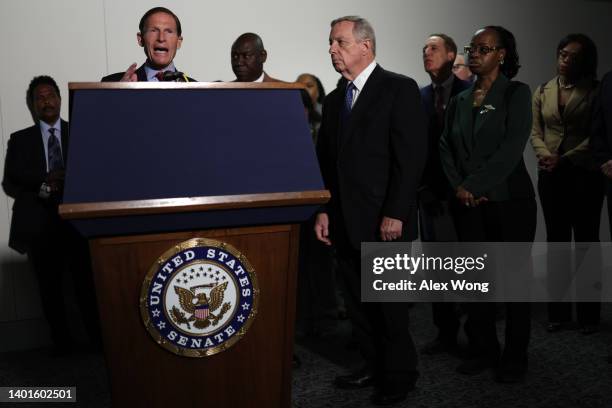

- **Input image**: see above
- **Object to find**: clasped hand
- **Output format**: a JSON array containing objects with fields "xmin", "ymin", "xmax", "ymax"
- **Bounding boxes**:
[
  {"xmin": 601, "ymin": 160, "xmax": 612, "ymax": 179},
  {"xmin": 537, "ymin": 153, "xmax": 560, "ymax": 172},
  {"xmin": 45, "ymin": 170, "xmax": 65, "ymax": 194},
  {"xmin": 456, "ymin": 186, "xmax": 488, "ymax": 208}
]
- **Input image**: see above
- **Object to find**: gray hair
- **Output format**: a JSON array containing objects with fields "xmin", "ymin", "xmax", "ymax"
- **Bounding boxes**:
[{"xmin": 331, "ymin": 16, "xmax": 376, "ymax": 56}]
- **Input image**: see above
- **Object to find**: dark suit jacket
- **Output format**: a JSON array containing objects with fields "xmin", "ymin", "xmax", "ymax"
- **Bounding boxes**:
[
  {"xmin": 262, "ymin": 72, "xmax": 283, "ymax": 83},
  {"xmin": 439, "ymin": 74, "xmax": 535, "ymax": 201},
  {"xmin": 590, "ymin": 70, "xmax": 612, "ymax": 167},
  {"xmin": 231, "ymin": 71, "xmax": 285, "ymax": 83},
  {"xmin": 420, "ymin": 76, "xmax": 471, "ymax": 199},
  {"xmin": 102, "ymin": 64, "xmax": 148, "ymax": 82},
  {"xmin": 2, "ymin": 121, "xmax": 69, "ymax": 253},
  {"xmin": 101, "ymin": 64, "xmax": 195, "ymax": 82},
  {"xmin": 317, "ymin": 64, "xmax": 427, "ymax": 248}
]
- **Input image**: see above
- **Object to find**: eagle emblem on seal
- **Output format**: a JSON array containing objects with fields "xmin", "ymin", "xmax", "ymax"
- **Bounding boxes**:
[{"xmin": 171, "ymin": 282, "xmax": 232, "ymax": 329}]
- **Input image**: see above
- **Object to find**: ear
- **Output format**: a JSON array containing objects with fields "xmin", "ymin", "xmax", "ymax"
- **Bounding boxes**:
[
  {"xmin": 361, "ymin": 39, "xmax": 372, "ymax": 56},
  {"xmin": 260, "ymin": 49, "xmax": 268, "ymax": 63},
  {"xmin": 137, "ymin": 32, "xmax": 144, "ymax": 47},
  {"xmin": 498, "ymin": 49, "xmax": 507, "ymax": 62},
  {"xmin": 447, "ymin": 51, "xmax": 456, "ymax": 63},
  {"xmin": 177, "ymin": 36, "xmax": 183, "ymax": 50}
]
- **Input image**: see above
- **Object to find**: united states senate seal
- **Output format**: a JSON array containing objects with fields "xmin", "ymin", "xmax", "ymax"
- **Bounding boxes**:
[{"xmin": 140, "ymin": 238, "xmax": 259, "ymax": 357}]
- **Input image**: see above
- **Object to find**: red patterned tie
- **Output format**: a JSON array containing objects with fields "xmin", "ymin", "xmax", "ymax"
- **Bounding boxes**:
[{"xmin": 155, "ymin": 71, "xmax": 167, "ymax": 81}]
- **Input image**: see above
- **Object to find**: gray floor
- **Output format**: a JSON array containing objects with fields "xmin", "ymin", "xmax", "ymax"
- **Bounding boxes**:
[
  {"xmin": 293, "ymin": 303, "xmax": 612, "ymax": 408},
  {"xmin": 1, "ymin": 303, "xmax": 611, "ymax": 408}
]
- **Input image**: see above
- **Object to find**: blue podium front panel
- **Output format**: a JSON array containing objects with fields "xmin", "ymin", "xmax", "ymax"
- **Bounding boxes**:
[
  {"xmin": 65, "ymin": 88, "xmax": 322, "ymax": 202},
  {"xmin": 64, "ymin": 86, "xmax": 325, "ymax": 236}
]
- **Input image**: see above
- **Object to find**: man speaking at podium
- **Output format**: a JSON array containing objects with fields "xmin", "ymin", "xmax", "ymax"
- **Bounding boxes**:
[
  {"xmin": 314, "ymin": 16, "xmax": 427, "ymax": 406},
  {"xmin": 102, "ymin": 7, "xmax": 191, "ymax": 82}
]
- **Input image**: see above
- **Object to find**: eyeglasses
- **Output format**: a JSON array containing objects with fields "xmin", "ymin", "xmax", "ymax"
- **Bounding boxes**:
[
  {"xmin": 464, "ymin": 45, "xmax": 503, "ymax": 55},
  {"xmin": 558, "ymin": 50, "xmax": 581, "ymax": 61}
]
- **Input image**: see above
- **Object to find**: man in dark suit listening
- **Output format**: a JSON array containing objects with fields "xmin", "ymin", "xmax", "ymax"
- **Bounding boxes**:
[
  {"xmin": 589, "ymin": 69, "xmax": 612, "ymax": 364},
  {"xmin": 2, "ymin": 76, "xmax": 99, "ymax": 354},
  {"xmin": 101, "ymin": 7, "xmax": 191, "ymax": 82},
  {"xmin": 230, "ymin": 33, "xmax": 283, "ymax": 82},
  {"xmin": 419, "ymin": 33, "xmax": 471, "ymax": 355},
  {"xmin": 314, "ymin": 15, "xmax": 427, "ymax": 406}
]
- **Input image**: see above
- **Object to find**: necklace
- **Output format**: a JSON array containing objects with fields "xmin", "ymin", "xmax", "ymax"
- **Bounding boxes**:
[
  {"xmin": 473, "ymin": 88, "xmax": 488, "ymax": 106},
  {"xmin": 558, "ymin": 77, "xmax": 575, "ymax": 90}
]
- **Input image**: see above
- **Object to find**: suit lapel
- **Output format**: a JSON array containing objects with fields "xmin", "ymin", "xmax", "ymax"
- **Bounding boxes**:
[
  {"xmin": 543, "ymin": 78, "xmax": 562, "ymax": 124},
  {"xmin": 339, "ymin": 65, "xmax": 385, "ymax": 152},
  {"xmin": 563, "ymin": 78, "xmax": 592, "ymax": 118},
  {"xmin": 421, "ymin": 84, "xmax": 434, "ymax": 116},
  {"xmin": 473, "ymin": 75, "xmax": 508, "ymax": 138},
  {"xmin": 136, "ymin": 65, "xmax": 148, "ymax": 81},
  {"xmin": 456, "ymin": 87, "xmax": 474, "ymax": 151},
  {"xmin": 29, "ymin": 125, "xmax": 47, "ymax": 174}
]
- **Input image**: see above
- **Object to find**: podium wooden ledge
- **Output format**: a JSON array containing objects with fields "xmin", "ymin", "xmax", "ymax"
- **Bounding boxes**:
[
  {"xmin": 59, "ymin": 190, "xmax": 330, "ymax": 219},
  {"xmin": 69, "ymin": 81, "xmax": 306, "ymax": 90}
]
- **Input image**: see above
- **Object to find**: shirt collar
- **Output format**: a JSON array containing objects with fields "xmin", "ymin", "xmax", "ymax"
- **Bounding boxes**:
[
  {"xmin": 253, "ymin": 72, "xmax": 265, "ymax": 83},
  {"xmin": 145, "ymin": 62, "xmax": 177, "ymax": 81},
  {"xmin": 350, "ymin": 60, "xmax": 377, "ymax": 92},
  {"xmin": 40, "ymin": 118, "xmax": 61, "ymax": 136}
]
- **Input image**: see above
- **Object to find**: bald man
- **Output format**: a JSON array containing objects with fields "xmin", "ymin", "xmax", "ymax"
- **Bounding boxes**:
[{"xmin": 230, "ymin": 33, "xmax": 282, "ymax": 82}]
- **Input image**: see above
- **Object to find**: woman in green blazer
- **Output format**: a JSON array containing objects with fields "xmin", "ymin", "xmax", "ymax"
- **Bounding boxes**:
[
  {"xmin": 439, "ymin": 26, "xmax": 536, "ymax": 384},
  {"xmin": 530, "ymin": 34, "xmax": 603, "ymax": 334}
]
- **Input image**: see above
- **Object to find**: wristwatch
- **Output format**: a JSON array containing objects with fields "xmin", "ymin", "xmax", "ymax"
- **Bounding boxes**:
[{"xmin": 39, "ymin": 182, "xmax": 51, "ymax": 199}]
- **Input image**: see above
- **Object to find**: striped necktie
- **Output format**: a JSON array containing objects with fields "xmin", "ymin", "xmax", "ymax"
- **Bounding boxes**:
[
  {"xmin": 47, "ymin": 128, "xmax": 63, "ymax": 172},
  {"xmin": 342, "ymin": 82, "xmax": 356, "ymax": 122}
]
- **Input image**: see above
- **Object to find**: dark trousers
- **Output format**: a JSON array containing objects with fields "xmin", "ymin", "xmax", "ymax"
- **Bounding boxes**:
[
  {"xmin": 336, "ymin": 245, "xmax": 418, "ymax": 386},
  {"xmin": 27, "ymin": 218, "xmax": 100, "ymax": 348},
  {"xmin": 419, "ymin": 200, "xmax": 461, "ymax": 344},
  {"xmin": 296, "ymin": 216, "xmax": 339, "ymax": 332},
  {"xmin": 451, "ymin": 198, "xmax": 537, "ymax": 364},
  {"xmin": 538, "ymin": 166, "xmax": 604, "ymax": 325}
]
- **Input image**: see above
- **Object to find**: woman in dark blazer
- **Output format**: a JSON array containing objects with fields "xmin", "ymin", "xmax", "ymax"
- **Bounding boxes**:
[
  {"xmin": 530, "ymin": 34, "xmax": 603, "ymax": 334},
  {"xmin": 439, "ymin": 26, "xmax": 536, "ymax": 383}
]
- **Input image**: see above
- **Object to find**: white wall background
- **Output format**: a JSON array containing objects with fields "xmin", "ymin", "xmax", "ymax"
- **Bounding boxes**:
[{"xmin": 1, "ymin": 0, "xmax": 611, "ymax": 351}]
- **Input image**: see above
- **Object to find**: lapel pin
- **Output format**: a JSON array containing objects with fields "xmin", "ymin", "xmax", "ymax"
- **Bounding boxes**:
[{"xmin": 479, "ymin": 104, "xmax": 496, "ymax": 114}]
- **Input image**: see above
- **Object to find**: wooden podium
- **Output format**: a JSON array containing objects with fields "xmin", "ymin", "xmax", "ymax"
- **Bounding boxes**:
[{"xmin": 60, "ymin": 82, "xmax": 329, "ymax": 407}]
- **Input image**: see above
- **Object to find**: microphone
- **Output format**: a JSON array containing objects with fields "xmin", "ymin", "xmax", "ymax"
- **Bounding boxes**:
[{"xmin": 161, "ymin": 71, "xmax": 188, "ymax": 82}]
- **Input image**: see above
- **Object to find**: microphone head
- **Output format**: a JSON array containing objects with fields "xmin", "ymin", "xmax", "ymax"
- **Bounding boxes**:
[{"xmin": 161, "ymin": 71, "xmax": 187, "ymax": 82}]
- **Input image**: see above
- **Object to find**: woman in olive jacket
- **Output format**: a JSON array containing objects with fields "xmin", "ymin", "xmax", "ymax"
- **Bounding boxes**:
[{"xmin": 530, "ymin": 33, "xmax": 603, "ymax": 335}]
